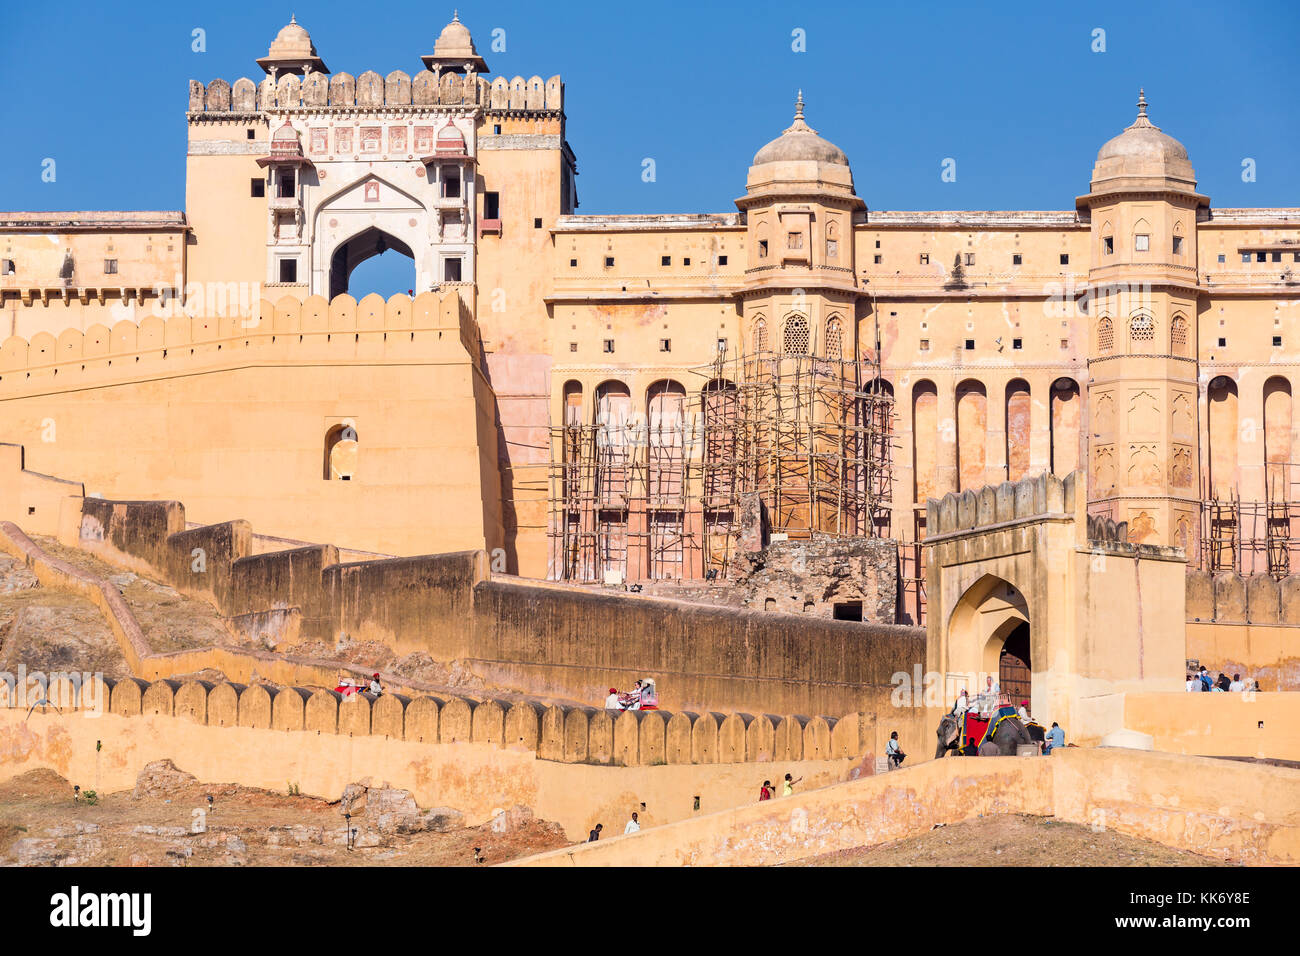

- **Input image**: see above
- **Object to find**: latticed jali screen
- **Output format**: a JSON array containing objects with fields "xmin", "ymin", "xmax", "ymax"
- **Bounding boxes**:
[{"xmin": 547, "ymin": 349, "xmax": 896, "ymax": 583}]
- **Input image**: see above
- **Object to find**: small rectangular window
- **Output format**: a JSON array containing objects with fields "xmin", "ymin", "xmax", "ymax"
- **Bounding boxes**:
[
  {"xmin": 534, "ymin": 217, "xmax": 543, "ymax": 229},
  {"xmin": 604, "ymin": 256, "xmax": 615, "ymax": 268},
  {"xmin": 874, "ymin": 240, "xmax": 881, "ymax": 248},
  {"xmin": 278, "ymin": 258, "xmax": 297, "ymax": 283},
  {"xmin": 1273, "ymin": 336, "xmax": 1283, "ymax": 347},
  {"xmin": 250, "ymin": 178, "xmax": 265, "ymax": 198},
  {"xmin": 1172, "ymin": 236, "xmax": 1184, "ymax": 255},
  {"xmin": 659, "ymin": 338, "xmax": 671, "ymax": 352},
  {"xmin": 964, "ymin": 338, "xmax": 975, "ymax": 350},
  {"xmin": 443, "ymin": 258, "xmax": 462, "ymax": 281},
  {"xmin": 1217, "ymin": 254, "xmax": 1226, "ymax": 263},
  {"xmin": 1294, "ymin": 253, "xmax": 1300, "ymax": 262},
  {"xmin": 1060, "ymin": 253, "xmax": 1070, "ymax": 265},
  {"xmin": 493, "ymin": 124, "xmax": 502, "ymax": 135},
  {"xmin": 787, "ymin": 232, "xmax": 803, "ymax": 249},
  {"xmin": 104, "ymin": 258, "xmax": 118, "ymax": 274},
  {"xmin": 964, "ymin": 253, "xmax": 975, "ymax": 266},
  {"xmin": 1104, "ymin": 236, "xmax": 1114, "ymax": 255},
  {"xmin": 1242, "ymin": 252, "xmax": 1252, "ymax": 263},
  {"xmin": 1135, "ymin": 234, "xmax": 1150, "ymax": 252},
  {"xmin": 919, "ymin": 339, "xmax": 930, "ymax": 351},
  {"xmin": 873, "ymin": 254, "xmax": 882, "ymax": 265},
  {"xmin": 1, "ymin": 258, "xmax": 15, "ymax": 276},
  {"xmin": 278, "ymin": 172, "xmax": 295, "ymax": 198},
  {"xmin": 246, "ymin": 129, "xmax": 255, "ymax": 140},
  {"xmin": 919, "ymin": 253, "xmax": 930, "ymax": 265},
  {"xmin": 603, "ymin": 339, "xmax": 614, "ymax": 353},
  {"xmin": 661, "ymin": 255, "xmax": 671, "ymax": 266},
  {"xmin": 758, "ymin": 240, "xmax": 768, "ymax": 258},
  {"xmin": 717, "ymin": 338, "xmax": 727, "ymax": 353},
  {"xmin": 569, "ymin": 341, "xmax": 578, "ymax": 352},
  {"xmin": 1012, "ymin": 338, "xmax": 1022, "ymax": 350},
  {"xmin": 1012, "ymin": 254, "xmax": 1022, "ymax": 266},
  {"xmin": 1218, "ymin": 337, "xmax": 1227, "ymax": 347},
  {"xmin": 1060, "ymin": 338, "xmax": 1069, "ymax": 350},
  {"xmin": 683, "ymin": 257, "xmax": 691, "ymax": 266},
  {"xmin": 1257, "ymin": 251, "xmax": 1267, "ymax": 263},
  {"xmin": 1273, "ymin": 251, "xmax": 1282, "ymax": 263},
  {"xmin": 483, "ymin": 191, "xmax": 499, "ymax": 219},
  {"xmin": 717, "ymin": 255, "xmax": 728, "ymax": 266},
  {"xmin": 569, "ymin": 258, "xmax": 577, "ymax": 267},
  {"xmin": 826, "ymin": 239, "xmax": 838, "ymax": 258}
]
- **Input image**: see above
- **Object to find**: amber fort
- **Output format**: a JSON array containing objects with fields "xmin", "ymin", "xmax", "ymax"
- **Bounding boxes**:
[{"xmin": 0, "ymin": 14, "xmax": 1297, "ymax": 868}]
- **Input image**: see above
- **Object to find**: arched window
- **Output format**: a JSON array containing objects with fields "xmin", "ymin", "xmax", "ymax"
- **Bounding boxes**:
[
  {"xmin": 324, "ymin": 423, "xmax": 358, "ymax": 480},
  {"xmin": 1130, "ymin": 312, "xmax": 1155, "ymax": 345},
  {"xmin": 1097, "ymin": 316, "xmax": 1114, "ymax": 352},
  {"xmin": 824, "ymin": 316, "xmax": 843, "ymax": 361},
  {"xmin": 753, "ymin": 316, "xmax": 768, "ymax": 354},
  {"xmin": 1170, "ymin": 314, "xmax": 1188, "ymax": 355},
  {"xmin": 783, "ymin": 314, "xmax": 810, "ymax": 355}
]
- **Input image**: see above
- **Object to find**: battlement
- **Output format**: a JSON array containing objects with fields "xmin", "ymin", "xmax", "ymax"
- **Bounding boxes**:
[
  {"xmin": 188, "ymin": 72, "xmax": 563, "ymax": 116},
  {"xmin": 924, "ymin": 471, "xmax": 1082, "ymax": 540},
  {"xmin": 0, "ymin": 290, "xmax": 482, "ymax": 392}
]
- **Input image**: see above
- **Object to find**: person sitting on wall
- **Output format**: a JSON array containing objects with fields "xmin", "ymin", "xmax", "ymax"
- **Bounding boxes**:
[
  {"xmin": 1229, "ymin": 673, "xmax": 1246, "ymax": 693},
  {"xmin": 368, "ymin": 673, "xmax": 383, "ymax": 696},
  {"xmin": 619, "ymin": 680, "xmax": 644, "ymax": 712},
  {"xmin": 587, "ymin": 823, "xmax": 602, "ymax": 842},
  {"xmin": 1198, "ymin": 666, "xmax": 1213, "ymax": 692},
  {"xmin": 1044, "ymin": 722, "xmax": 1066, "ymax": 754},
  {"xmin": 335, "ymin": 675, "xmax": 364, "ymax": 698},
  {"xmin": 886, "ymin": 731, "xmax": 906, "ymax": 768},
  {"xmin": 1215, "ymin": 672, "xmax": 1232, "ymax": 693},
  {"xmin": 1186, "ymin": 673, "xmax": 1200, "ymax": 692},
  {"xmin": 605, "ymin": 687, "xmax": 621, "ymax": 710}
]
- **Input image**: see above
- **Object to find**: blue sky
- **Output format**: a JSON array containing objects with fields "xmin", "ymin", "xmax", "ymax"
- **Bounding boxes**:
[{"xmin": 1, "ymin": 0, "xmax": 1296, "ymax": 293}]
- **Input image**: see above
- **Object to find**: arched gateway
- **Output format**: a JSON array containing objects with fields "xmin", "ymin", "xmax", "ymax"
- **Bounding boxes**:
[{"xmin": 923, "ymin": 471, "xmax": 1186, "ymax": 744}]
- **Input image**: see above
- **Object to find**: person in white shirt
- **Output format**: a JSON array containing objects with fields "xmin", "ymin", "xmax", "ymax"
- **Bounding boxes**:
[
  {"xmin": 1016, "ymin": 700, "xmax": 1030, "ymax": 721},
  {"xmin": 953, "ymin": 689, "xmax": 969, "ymax": 715},
  {"xmin": 978, "ymin": 675, "xmax": 999, "ymax": 715},
  {"xmin": 624, "ymin": 812, "xmax": 640, "ymax": 834},
  {"xmin": 1228, "ymin": 673, "xmax": 1246, "ymax": 693},
  {"xmin": 1186, "ymin": 674, "xmax": 1200, "ymax": 692},
  {"xmin": 886, "ymin": 731, "xmax": 906, "ymax": 768},
  {"xmin": 605, "ymin": 688, "xmax": 621, "ymax": 710}
]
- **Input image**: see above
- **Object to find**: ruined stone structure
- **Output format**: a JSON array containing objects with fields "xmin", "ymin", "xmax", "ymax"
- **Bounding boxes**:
[{"xmin": 1, "ymin": 16, "xmax": 1299, "ymax": 625}]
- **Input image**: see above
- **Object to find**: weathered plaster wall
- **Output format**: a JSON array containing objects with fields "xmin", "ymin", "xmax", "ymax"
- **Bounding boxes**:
[
  {"xmin": 1123, "ymin": 691, "xmax": 1300, "ymax": 760},
  {"xmin": 0, "ymin": 708, "xmax": 853, "ymax": 839},
  {"xmin": 512, "ymin": 747, "xmax": 1300, "ymax": 867}
]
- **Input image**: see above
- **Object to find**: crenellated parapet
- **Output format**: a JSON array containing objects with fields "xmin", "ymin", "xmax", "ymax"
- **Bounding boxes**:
[
  {"xmin": 925, "ymin": 471, "xmax": 1081, "ymax": 537},
  {"xmin": 0, "ymin": 290, "xmax": 483, "ymax": 392},
  {"xmin": 188, "ymin": 73, "xmax": 563, "ymax": 116}
]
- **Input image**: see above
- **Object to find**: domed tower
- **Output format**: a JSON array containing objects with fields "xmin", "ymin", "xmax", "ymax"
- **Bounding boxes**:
[
  {"xmin": 736, "ymin": 92, "xmax": 864, "ymax": 361},
  {"xmin": 735, "ymin": 94, "xmax": 874, "ymax": 536},
  {"xmin": 256, "ymin": 15, "xmax": 329, "ymax": 75},
  {"xmin": 1078, "ymin": 91, "xmax": 1209, "ymax": 549},
  {"xmin": 421, "ymin": 11, "xmax": 490, "ymax": 76}
]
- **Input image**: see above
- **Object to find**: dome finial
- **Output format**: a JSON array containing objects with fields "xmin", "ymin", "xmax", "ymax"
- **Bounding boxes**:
[
  {"xmin": 453, "ymin": 8, "xmax": 459, "ymax": 20},
  {"xmin": 290, "ymin": 13, "xmax": 296, "ymax": 24},
  {"xmin": 1125, "ymin": 87, "xmax": 1158, "ymax": 131},
  {"xmin": 795, "ymin": 89, "xmax": 804, "ymax": 121}
]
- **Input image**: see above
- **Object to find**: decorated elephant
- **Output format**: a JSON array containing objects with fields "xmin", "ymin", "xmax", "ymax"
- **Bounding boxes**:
[{"xmin": 935, "ymin": 708, "xmax": 1036, "ymax": 758}]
